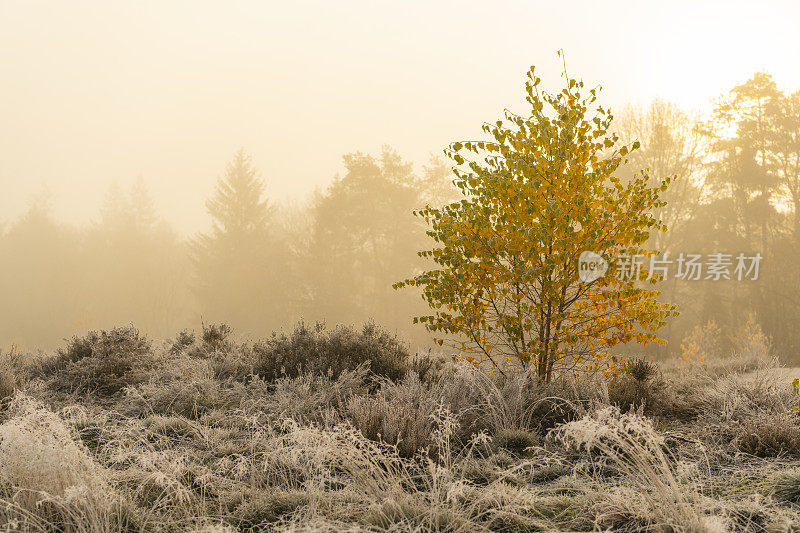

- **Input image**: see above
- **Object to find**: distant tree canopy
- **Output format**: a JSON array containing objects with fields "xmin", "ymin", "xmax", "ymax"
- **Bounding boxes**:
[
  {"xmin": 694, "ymin": 73, "xmax": 800, "ymax": 356},
  {"xmin": 305, "ymin": 147, "xmax": 455, "ymax": 336},
  {"xmin": 86, "ymin": 178, "xmax": 188, "ymax": 335},
  {"xmin": 616, "ymin": 73, "xmax": 800, "ymax": 359},
  {"xmin": 186, "ymin": 147, "xmax": 457, "ymax": 341},
  {"xmin": 614, "ymin": 100, "xmax": 703, "ymax": 357},
  {"xmin": 0, "ymin": 183, "xmax": 188, "ymax": 348},
  {"xmin": 0, "ymin": 199, "xmax": 82, "ymax": 346},
  {"xmin": 397, "ymin": 65, "xmax": 676, "ymax": 382},
  {"xmin": 616, "ymin": 100, "xmax": 703, "ymax": 253}
]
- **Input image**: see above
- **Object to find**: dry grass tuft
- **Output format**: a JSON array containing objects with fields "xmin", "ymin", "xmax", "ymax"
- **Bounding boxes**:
[
  {"xmin": 0, "ymin": 394, "xmax": 117, "ymax": 532},
  {"xmin": 554, "ymin": 405, "xmax": 708, "ymax": 532},
  {"xmin": 735, "ymin": 412, "xmax": 800, "ymax": 457}
]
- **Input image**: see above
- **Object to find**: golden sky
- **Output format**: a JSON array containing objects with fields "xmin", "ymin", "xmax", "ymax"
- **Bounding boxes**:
[{"xmin": 1, "ymin": 0, "xmax": 798, "ymax": 234}]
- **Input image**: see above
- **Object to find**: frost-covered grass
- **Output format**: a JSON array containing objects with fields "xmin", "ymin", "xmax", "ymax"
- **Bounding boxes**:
[{"xmin": 1, "ymin": 325, "xmax": 800, "ymax": 531}]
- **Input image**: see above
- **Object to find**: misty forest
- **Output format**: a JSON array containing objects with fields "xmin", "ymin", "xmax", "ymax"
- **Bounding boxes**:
[
  {"xmin": 3, "ymin": 2, "xmax": 800, "ymax": 532},
  {"xmin": 6, "ymin": 72, "xmax": 800, "ymax": 360}
]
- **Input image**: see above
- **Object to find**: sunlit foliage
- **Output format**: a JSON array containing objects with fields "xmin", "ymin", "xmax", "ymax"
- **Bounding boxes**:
[{"xmin": 398, "ymin": 62, "xmax": 677, "ymax": 381}]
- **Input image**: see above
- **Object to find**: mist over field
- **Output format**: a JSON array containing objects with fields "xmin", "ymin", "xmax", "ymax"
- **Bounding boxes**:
[
  {"xmin": 3, "ymin": 2, "xmax": 800, "ymax": 532},
  {"xmin": 1, "ymin": 0, "xmax": 799, "ymax": 356}
]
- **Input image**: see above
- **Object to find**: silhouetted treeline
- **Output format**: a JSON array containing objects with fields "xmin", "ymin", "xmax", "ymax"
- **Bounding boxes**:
[
  {"xmin": 617, "ymin": 73, "xmax": 800, "ymax": 359},
  {"xmin": 3, "ymin": 73, "xmax": 800, "ymax": 361},
  {"xmin": 0, "ymin": 147, "xmax": 455, "ymax": 350},
  {"xmin": 0, "ymin": 180, "xmax": 190, "ymax": 348}
]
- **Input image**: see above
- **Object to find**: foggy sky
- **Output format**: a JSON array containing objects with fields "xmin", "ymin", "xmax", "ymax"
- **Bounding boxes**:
[{"xmin": 2, "ymin": 0, "xmax": 798, "ymax": 235}]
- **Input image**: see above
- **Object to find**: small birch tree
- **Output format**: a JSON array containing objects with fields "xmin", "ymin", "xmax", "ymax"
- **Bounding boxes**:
[{"xmin": 396, "ymin": 62, "xmax": 677, "ymax": 382}]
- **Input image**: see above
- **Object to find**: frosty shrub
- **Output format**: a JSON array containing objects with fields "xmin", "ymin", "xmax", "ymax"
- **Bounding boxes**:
[
  {"xmin": 200, "ymin": 323, "xmax": 234, "ymax": 353},
  {"xmin": 679, "ymin": 321, "xmax": 721, "ymax": 368},
  {"xmin": 347, "ymin": 371, "xmax": 449, "ymax": 457},
  {"xmin": 731, "ymin": 313, "xmax": 772, "ymax": 360},
  {"xmin": 40, "ymin": 325, "xmax": 156, "ymax": 396},
  {"xmin": 606, "ymin": 364, "xmax": 665, "ymax": 415},
  {"xmin": 252, "ymin": 321, "xmax": 411, "ymax": 383},
  {"xmin": 622, "ymin": 358, "xmax": 658, "ymax": 383},
  {"xmin": 169, "ymin": 329, "xmax": 196, "ymax": 355},
  {"xmin": 243, "ymin": 364, "xmax": 368, "ymax": 425}
]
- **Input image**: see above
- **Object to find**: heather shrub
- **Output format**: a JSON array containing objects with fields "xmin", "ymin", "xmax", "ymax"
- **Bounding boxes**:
[
  {"xmin": 252, "ymin": 321, "xmax": 411, "ymax": 382},
  {"xmin": 207, "ymin": 345, "xmax": 256, "ymax": 381},
  {"xmin": 606, "ymin": 377, "xmax": 647, "ymax": 413},
  {"xmin": 171, "ymin": 324, "xmax": 255, "ymax": 380},
  {"xmin": 407, "ymin": 350, "xmax": 446, "ymax": 384},
  {"xmin": 170, "ymin": 329, "xmax": 196, "ymax": 354},
  {"xmin": 621, "ymin": 358, "xmax": 658, "ymax": 383},
  {"xmin": 0, "ymin": 371, "xmax": 18, "ymax": 407},
  {"xmin": 200, "ymin": 323, "xmax": 234, "ymax": 353},
  {"xmin": 41, "ymin": 326, "xmax": 156, "ymax": 396},
  {"xmin": 606, "ymin": 366, "xmax": 665, "ymax": 414}
]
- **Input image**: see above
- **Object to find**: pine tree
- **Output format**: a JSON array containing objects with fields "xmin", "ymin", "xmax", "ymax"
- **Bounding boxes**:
[
  {"xmin": 193, "ymin": 150, "xmax": 289, "ymax": 333},
  {"xmin": 205, "ymin": 150, "xmax": 273, "ymax": 244}
]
